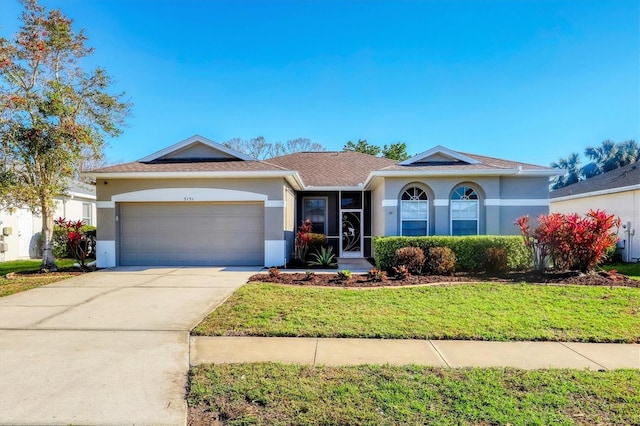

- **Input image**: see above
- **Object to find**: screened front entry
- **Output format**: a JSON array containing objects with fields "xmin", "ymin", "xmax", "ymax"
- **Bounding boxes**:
[{"xmin": 341, "ymin": 191, "xmax": 363, "ymax": 257}]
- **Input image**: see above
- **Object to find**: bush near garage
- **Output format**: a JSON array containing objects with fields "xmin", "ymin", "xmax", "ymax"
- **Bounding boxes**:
[
  {"xmin": 53, "ymin": 218, "xmax": 96, "ymax": 267},
  {"xmin": 373, "ymin": 235, "xmax": 530, "ymax": 272}
]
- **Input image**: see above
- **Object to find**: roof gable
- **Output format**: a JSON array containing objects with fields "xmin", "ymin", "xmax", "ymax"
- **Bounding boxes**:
[
  {"xmin": 400, "ymin": 145, "xmax": 481, "ymax": 166},
  {"xmin": 138, "ymin": 135, "xmax": 254, "ymax": 162}
]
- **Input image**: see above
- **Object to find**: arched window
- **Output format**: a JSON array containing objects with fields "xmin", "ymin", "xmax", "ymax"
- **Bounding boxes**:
[
  {"xmin": 400, "ymin": 186, "xmax": 428, "ymax": 236},
  {"xmin": 450, "ymin": 186, "xmax": 479, "ymax": 235}
]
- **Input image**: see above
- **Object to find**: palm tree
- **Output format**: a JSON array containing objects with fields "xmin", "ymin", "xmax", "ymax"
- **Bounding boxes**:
[
  {"xmin": 616, "ymin": 140, "xmax": 639, "ymax": 167},
  {"xmin": 550, "ymin": 152, "xmax": 582, "ymax": 189},
  {"xmin": 583, "ymin": 139, "xmax": 639, "ymax": 177},
  {"xmin": 583, "ymin": 140, "xmax": 617, "ymax": 178}
]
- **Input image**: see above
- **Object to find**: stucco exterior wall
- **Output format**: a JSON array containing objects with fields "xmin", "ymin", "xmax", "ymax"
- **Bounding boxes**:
[
  {"xmin": 551, "ymin": 189, "xmax": 640, "ymax": 262},
  {"xmin": 376, "ymin": 176, "xmax": 550, "ymax": 237},
  {"xmin": 370, "ymin": 181, "xmax": 386, "ymax": 237},
  {"xmin": 97, "ymin": 177, "xmax": 285, "ymax": 201}
]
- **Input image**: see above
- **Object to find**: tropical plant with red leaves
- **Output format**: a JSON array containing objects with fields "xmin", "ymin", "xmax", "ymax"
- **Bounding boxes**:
[
  {"xmin": 54, "ymin": 217, "xmax": 93, "ymax": 268},
  {"xmin": 517, "ymin": 210, "xmax": 620, "ymax": 273},
  {"xmin": 294, "ymin": 219, "xmax": 314, "ymax": 261}
]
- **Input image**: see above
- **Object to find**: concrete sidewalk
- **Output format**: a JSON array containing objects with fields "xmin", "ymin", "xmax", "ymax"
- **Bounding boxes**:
[{"xmin": 191, "ymin": 336, "xmax": 640, "ymax": 370}]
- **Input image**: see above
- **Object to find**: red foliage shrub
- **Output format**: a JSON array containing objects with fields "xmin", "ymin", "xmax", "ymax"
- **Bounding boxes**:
[
  {"xmin": 294, "ymin": 219, "xmax": 313, "ymax": 261},
  {"xmin": 426, "ymin": 246, "xmax": 457, "ymax": 275},
  {"xmin": 517, "ymin": 210, "xmax": 620, "ymax": 273},
  {"xmin": 394, "ymin": 246, "xmax": 426, "ymax": 274},
  {"xmin": 54, "ymin": 217, "xmax": 91, "ymax": 268}
]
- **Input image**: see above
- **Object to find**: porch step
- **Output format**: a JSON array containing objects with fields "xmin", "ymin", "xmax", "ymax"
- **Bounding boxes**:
[{"xmin": 336, "ymin": 257, "xmax": 375, "ymax": 272}]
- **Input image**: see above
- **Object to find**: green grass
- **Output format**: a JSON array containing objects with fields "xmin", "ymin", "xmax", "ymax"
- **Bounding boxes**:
[
  {"xmin": 0, "ymin": 258, "xmax": 76, "ymax": 275},
  {"xmin": 602, "ymin": 262, "xmax": 640, "ymax": 280},
  {"xmin": 0, "ymin": 259, "xmax": 78, "ymax": 297},
  {"xmin": 188, "ymin": 363, "xmax": 640, "ymax": 425},
  {"xmin": 193, "ymin": 283, "xmax": 640, "ymax": 343}
]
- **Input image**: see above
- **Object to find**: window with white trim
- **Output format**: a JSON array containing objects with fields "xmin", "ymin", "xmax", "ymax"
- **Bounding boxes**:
[
  {"xmin": 400, "ymin": 187, "xmax": 428, "ymax": 236},
  {"xmin": 82, "ymin": 202, "xmax": 93, "ymax": 226},
  {"xmin": 450, "ymin": 186, "xmax": 478, "ymax": 235},
  {"xmin": 302, "ymin": 197, "xmax": 327, "ymax": 234}
]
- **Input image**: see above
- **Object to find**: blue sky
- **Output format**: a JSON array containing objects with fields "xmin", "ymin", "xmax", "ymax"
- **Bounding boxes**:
[{"xmin": 1, "ymin": 0, "xmax": 638, "ymax": 166}]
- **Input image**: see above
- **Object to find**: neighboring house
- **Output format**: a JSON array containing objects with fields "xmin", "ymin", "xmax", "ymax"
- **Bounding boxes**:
[
  {"xmin": 0, "ymin": 180, "xmax": 97, "ymax": 261},
  {"xmin": 86, "ymin": 135, "xmax": 559, "ymax": 268},
  {"xmin": 550, "ymin": 162, "xmax": 639, "ymax": 262}
]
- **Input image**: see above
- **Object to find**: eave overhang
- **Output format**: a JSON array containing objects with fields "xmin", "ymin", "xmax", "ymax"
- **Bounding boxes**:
[
  {"xmin": 550, "ymin": 184, "xmax": 640, "ymax": 202},
  {"xmin": 83, "ymin": 170, "xmax": 305, "ymax": 190},
  {"xmin": 363, "ymin": 168, "xmax": 563, "ymax": 189}
]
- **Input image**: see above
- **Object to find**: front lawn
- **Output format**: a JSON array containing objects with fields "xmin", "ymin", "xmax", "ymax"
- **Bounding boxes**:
[
  {"xmin": 188, "ymin": 363, "xmax": 640, "ymax": 425},
  {"xmin": 0, "ymin": 258, "xmax": 76, "ymax": 275},
  {"xmin": 0, "ymin": 259, "xmax": 78, "ymax": 297},
  {"xmin": 193, "ymin": 283, "xmax": 640, "ymax": 343}
]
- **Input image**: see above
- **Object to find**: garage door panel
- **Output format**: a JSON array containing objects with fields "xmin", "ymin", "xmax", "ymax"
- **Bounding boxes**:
[{"xmin": 119, "ymin": 202, "xmax": 264, "ymax": 266}]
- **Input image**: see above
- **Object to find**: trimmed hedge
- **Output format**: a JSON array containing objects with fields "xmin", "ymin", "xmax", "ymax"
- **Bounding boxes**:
[{"xmin": 373, "ymin": 235, "xmax": 531, "ymax": 272}]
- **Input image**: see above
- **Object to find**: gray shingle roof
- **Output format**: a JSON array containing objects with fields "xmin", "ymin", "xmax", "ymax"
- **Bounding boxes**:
[
  {"xmin": 91, "ymin": 160, "xmax": 289, "ymax": 173},
  {"xmin": 89, "ymin": 144, "xmax": 557, "ymax": 187},
  {"xmin": 550, "ymin": 161, "xmax": 640, "ymax": 198},
  {"xmin": 65, "ymin": 179, "xmax": 96, "ymax": 196},
  {"xmin": 266, "ymin": 151, "xmax": 397, "ymax": 187},
  {"xmin": 380, "ymin": 152, "xmax": 551, "ymax": 172}
]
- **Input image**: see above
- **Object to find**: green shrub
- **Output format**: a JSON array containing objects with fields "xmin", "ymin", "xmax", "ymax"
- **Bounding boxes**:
[
  {"xmin": 484, "ymin": 247, "xmax": 508, "ymax": 274},
  {"xmin": 426, "ymin": 246, "xmax": 456, "ymax": 275},
  {"xmin": 52, "ymin": 225, "xmax": 70, "ymax": 258},
  {"xmin": 336, "ymin": 270, "xmax": 352, "ymax": 280},
  {"xmin": 373, "ymin": 236, "xmax": 531, "ymax": 272},
  {"xmin": 307, "ymin": 233, "xmax": 327, "ymax": 248},
  {"xmin": 51, "ymin": 224, "xmax": 97, "ymax": 259},
  {"xmin": 394, "ymin": 246, "xmax": 425, "ymax": 274}
]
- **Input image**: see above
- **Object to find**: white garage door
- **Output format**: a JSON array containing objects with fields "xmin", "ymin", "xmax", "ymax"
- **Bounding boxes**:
[{"xmin": 119, "ymin": 202, "xmax": 264, "ymax": 266}]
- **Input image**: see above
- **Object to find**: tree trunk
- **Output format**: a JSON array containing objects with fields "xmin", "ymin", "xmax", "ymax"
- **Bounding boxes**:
[{"xmin": 40, "ymin": 201, "xmax": 57, "ymax": 272}]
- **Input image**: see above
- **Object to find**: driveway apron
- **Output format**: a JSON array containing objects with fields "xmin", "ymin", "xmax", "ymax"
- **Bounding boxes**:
[{"xmin": 0, "ymin": 266, "xmax": 254, "ymax": 426}]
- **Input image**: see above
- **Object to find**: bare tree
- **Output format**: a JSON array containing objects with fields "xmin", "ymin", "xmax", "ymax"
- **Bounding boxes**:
[
  {"xmin": 224, "ymin": 136, "xmax": 326, "ymax": 159},
  {"xmin": 271, "ymin": 138, "xmax": 326, "ymax": 157},
  {"xmin": 223, "ymin": 136, "xmax": 271, "ymax": 159}
]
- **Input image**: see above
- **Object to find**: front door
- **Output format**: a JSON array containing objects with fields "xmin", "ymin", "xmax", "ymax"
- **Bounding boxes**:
[{"xmin": 341, "ymin": 211, "xmax": 362, "ymax": 257}]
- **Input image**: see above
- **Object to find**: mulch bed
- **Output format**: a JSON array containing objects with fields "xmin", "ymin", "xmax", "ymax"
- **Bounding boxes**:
[{"xmin": 249, "ymin": 270, "xmax": 640, "ymax": 288}]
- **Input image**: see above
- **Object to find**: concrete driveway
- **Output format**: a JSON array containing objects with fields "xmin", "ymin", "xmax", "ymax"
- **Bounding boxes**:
[{"xmin": 0, "ymin": 266, "xmax": 256, "ymax": 425}]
